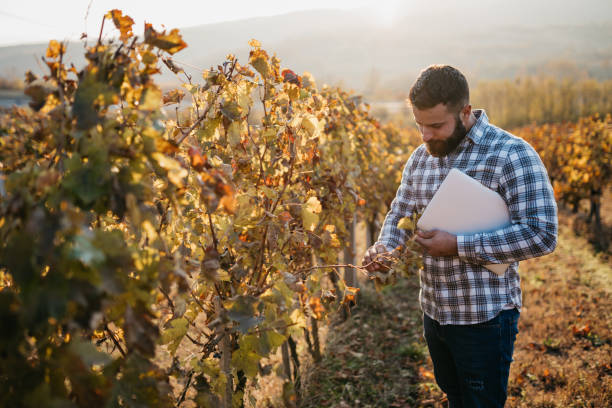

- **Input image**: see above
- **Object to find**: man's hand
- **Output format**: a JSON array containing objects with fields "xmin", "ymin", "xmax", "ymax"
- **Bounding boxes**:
[
  {"xmin": 362, "ymin": 243, "xmax": 393, "ymax": 273},
  {"xmin": 414, "ymin": 229, "xmax": 458, "ymax": 257}
]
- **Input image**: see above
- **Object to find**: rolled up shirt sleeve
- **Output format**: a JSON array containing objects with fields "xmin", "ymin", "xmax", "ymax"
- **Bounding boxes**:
[
  {"xmin": 376, "ymin": 152, "xmax": 418, "ymax": 252},
  {"xmin": 457, "ymin": 142, "xmax": 558, "ymax": 265}
]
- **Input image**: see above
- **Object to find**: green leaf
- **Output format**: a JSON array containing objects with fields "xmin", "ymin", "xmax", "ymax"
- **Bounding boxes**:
[
  {"xmin": 160, "ymin": 317, "xmax": 188, "ymax": 355},
  {"xmin": 231, "ymin": 346, "xmax": 260, "ymax": 378},
  {"xmin": 220, "ymin": 100, "xmax": 242, "ymax": 121},
  {"xmin": 62, "ymin": 156, "xmax": 110, "ymax": 206},
  {"xmin": 231, "ymin": 335, "xmax": 263, "ymax": 378},
  {"xmin": 73, "ymin": 72, "xmax": 118, "ymax": 130},
  {"xmin": 227, "ymin": 296, "xmax": 263, "ymax": 334},
  {"xmin": 261, "ymin": 280, "xmax": 294, "ymax": 309},
  {"xmin": 197, "ymin": 116, "xmax": 223, "ymax": 141},
  {"xmin": 265, "ymin": 330, "xmax": 286, "ymax": 350},
  {"xmin": 70, "ymin": 233, "xmax": 106, "ymax": 267},
  {"xmin": 70, "ymin": 338, "xmax": 112, "ymax": 367}
]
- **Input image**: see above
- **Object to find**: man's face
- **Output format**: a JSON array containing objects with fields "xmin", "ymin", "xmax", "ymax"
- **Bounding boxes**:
[{"xmin": 412, "ymin": 103, "xmax": 468, "ymax": 157}]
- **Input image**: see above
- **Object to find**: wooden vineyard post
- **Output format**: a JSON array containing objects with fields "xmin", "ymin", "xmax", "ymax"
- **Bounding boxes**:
[
  {"xmin": 343, "ymin": 214, "xmax": 357, "ymax": 288},
  {"xmin": 306, "ymin": 254, "xmax": 323, "ymax": 362},
  {"xmin": 287, "ymin": 336, "xmax": 301, "ymax": 403},
  {"xmin": 310, "ymin": 317, "xmax": 321, "ymax": 362},
  {"xmin": 281, "ymin": 342, "xmax": 292, "ymax": 380},
  {"xmin": 366, "ymin": 215, "xmax": 378, "ymax": 249},
  {"xmin": 216, "ymin": 297, "xmax": 233, "ymax": 408}
]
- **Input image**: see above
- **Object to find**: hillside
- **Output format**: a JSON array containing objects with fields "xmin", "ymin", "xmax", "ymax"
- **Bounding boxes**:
[{"xmin": 1, "ymin": 0, "xmax": 611, "ymax": 96}]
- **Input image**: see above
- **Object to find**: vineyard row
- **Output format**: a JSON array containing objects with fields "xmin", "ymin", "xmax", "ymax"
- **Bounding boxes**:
[{"xmin": 0, "ymin": 10, "xmax": 609, "ymax": 407}]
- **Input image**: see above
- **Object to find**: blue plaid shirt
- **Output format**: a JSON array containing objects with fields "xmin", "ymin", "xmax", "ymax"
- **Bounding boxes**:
[{"xmin": 377, "ymin": 110, "xmax": 558, "ymax": 325}]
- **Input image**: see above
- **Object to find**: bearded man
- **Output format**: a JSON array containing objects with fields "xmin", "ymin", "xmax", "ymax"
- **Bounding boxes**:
[{"xmin": 362, "ymin": 65, "xmax": 558, "ymax": 408}]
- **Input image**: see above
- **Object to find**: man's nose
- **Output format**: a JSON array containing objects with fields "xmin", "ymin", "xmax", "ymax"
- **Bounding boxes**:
[{"xmin": 422, "ymin": 127, "xmax": 434, "ymax": 142}]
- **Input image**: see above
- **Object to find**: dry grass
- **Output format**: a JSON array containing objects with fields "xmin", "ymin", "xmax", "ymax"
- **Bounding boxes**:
[
  {"xmin": 507, "ymin": 215, "xmax": 611, "ymax": 407},
  {"xmin": 300, "ymin": 277, "xmax": 447, "ymax": 408}
]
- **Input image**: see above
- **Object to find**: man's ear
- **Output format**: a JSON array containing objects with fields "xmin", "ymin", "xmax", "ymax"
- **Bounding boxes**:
[{"xmin": 462, "ymin": 104, "xmax": 472, "ymax": 119}]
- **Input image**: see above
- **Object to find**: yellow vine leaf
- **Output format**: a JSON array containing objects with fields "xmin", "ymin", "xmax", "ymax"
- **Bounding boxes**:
[
  {"xmin": 397, "ymin": 216, "xmax": 415, "ymax": 230},
  {"xmin": 151, "ymin": 152, "xmax": 187, "ymax": 187},
  {"xmin": 106, "ymin": 9, "xmax": 135, "ymax": 43},
  {"xmin": 301, "ymin": 196, "xmax": 322, "ymax": 231},
  {"xmin": 46, "ymin": 40, "xmax": 65, "ymax": 59},
  {"xmin": 144, "ymin": 23, "xmax": 187, "ymax": 54}
]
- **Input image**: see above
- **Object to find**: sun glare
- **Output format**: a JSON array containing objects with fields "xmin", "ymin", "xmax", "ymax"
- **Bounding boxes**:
[{"xmin": 370, "ymin": 0, "xmax": 402, "ymax": 26}]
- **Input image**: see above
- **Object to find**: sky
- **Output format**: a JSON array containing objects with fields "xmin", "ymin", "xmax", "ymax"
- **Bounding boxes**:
[{"xmin": 0, "ymin": 0, "xmax": 402, "ymax": 46}]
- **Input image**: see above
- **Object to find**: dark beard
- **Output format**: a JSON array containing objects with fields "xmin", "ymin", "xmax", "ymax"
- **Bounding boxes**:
[{"xmin": 425, "ymin": 115, "xmax": 468, "ymax": 157}]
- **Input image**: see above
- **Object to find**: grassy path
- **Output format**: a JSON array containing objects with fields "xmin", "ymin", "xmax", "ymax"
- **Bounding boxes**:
[
  {"xmin": 300, "ymin": 216, "xmax": 611, "ymax": 407},
  {"xmin": 300, "ymin": 275, "xmax": 445, "ymax": 407},
  {"xmin": 506, "ymin": 218, "xmax": 611, "ymax": 407}
]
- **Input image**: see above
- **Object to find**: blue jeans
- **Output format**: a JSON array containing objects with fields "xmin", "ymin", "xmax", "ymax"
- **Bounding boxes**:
[{"xmin": 423, "ymin": 309, "xmax": 520, "ymax": 408}]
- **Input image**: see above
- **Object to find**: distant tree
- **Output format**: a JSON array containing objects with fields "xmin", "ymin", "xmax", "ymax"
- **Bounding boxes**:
[{"xmin": 472, "ymin": 76, "xmax": 612, "ymax": 128}]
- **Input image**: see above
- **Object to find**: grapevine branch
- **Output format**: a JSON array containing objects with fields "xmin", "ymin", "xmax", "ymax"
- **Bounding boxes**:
[
  {"xmin": 159, "ymin": 285, "xmax": 174, "ymax": 313},
  {"xmin": 207, "ymin": 212, "xmax": 218, "ymax": 251},
  {"xmin": 185, "ymin": 333, "xmax": 205, "ymax": 347},
  {"xmin": 176, "ymin": 58, "xmax": 236, "ymax": 146},
  {"xmin": 189, "ymin": 287, "xmax": 207, "ymax": 312},
  {"xmin": 104, "ymin": 323, "xmax": 126, "ymax": 358},
  {"xmin": 246, "ymin": 127, "xmax": 265, "ymax": 188},
  {"xmin": 254, "ymin": 129, "xmax": 297, "ymax": 287},
  {"xmin": 176, "ymin": 370, "xmax": 194, "ymax": 407},
  {"xmin": 97, "ymin": 15, "xmax": 106, "ymax": 45},
  {"xmin": 294, "ymin": 257, "xmax": 397, "ymax": 278},
  {"xmin": 175, "ymin": 85, "xmax": 221, "ymax": 146}
]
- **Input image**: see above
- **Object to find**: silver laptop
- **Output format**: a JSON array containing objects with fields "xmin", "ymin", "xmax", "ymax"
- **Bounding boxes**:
[{"xmin": 416, "ymin": 168, "xmax": 511, "ymax": 275}]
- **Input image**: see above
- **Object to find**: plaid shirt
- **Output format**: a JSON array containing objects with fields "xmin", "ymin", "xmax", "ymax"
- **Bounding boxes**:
[{"xmin": 377, "ymin": 110, "xmax": 558, "ymax": 325}]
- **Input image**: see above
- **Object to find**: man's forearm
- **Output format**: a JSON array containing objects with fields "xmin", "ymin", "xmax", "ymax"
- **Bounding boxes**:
[{"xmin": 457, "ymin": 221, "xmax": 557, "ymax": 265}]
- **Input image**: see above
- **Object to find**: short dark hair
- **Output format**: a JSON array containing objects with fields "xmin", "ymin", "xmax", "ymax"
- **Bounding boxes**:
[{"xmin": 408, "ymin": 65, "xmax": 469, "ymax": 113}]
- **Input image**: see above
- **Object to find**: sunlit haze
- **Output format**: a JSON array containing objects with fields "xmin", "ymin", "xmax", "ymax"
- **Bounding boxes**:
[
  {"xmin": 1, "ymin": 0, "xmax": 610, "ymax": 93},
  {"xmin": 0, "ymin": 0, "xmax": 402, "ymax": 46}
]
